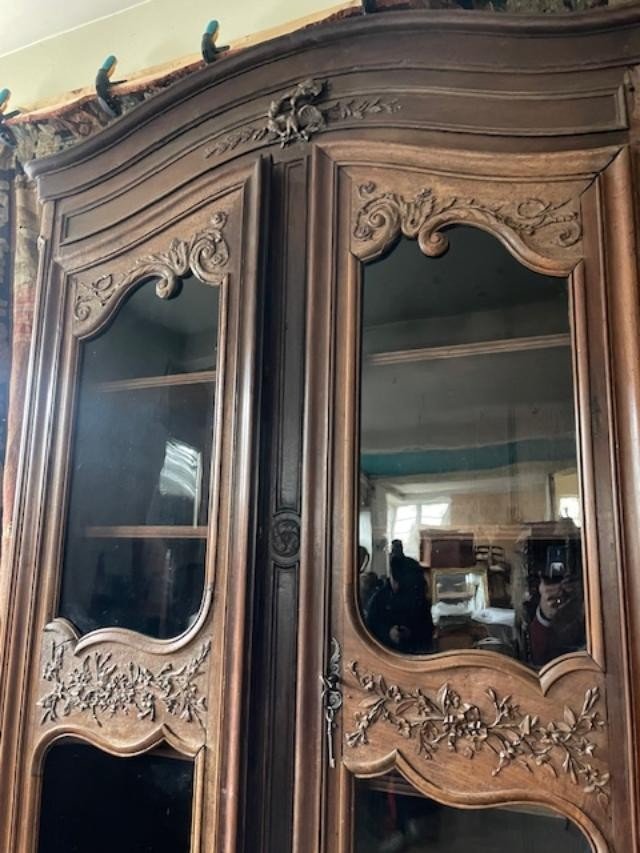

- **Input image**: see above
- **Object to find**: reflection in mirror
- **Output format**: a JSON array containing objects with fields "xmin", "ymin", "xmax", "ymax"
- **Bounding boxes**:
[
  {"xmin": 38, "ymin": 742, "xmax": 193, "ymax": 853},
  {"xmin": 355, "ymin": 775, "xmax": 591, "ymax": 852},
  {"xmin": 60, "ymin": 275, "xmax": 219, "ymax": 638},
  {"xmin": 358, "ymin": 228, "xmax": 585, "ymax": 667}
]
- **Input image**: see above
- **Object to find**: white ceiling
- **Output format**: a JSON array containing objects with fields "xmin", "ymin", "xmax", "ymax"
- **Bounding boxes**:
[{"xmin": 0, "ymin": 0, "xmax": 147, "ymax": 57}]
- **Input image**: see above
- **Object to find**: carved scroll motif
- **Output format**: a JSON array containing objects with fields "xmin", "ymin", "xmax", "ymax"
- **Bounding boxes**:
[
  {"xmin": 73, "ymin": 210, "xmax": 229, "ymax": 334},
  {"xmin": 204, "ymin": 79, "xmax": 400, "ymax": 157},
  {"xmin": 346, "ymin": 662, "xmax": 610, "ymax": 808},
  {"xmin": 352, "ymin": 182, "xmax": 582, "ymax": 260},
  {"xmin": 40, "ymin": 634, "xmax": 211, "ymax": 728}
]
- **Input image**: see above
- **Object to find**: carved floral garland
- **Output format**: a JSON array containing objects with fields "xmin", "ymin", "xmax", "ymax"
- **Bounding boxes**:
[
  {"xmin": 353, "ymin": 182, "xmax": 582, "ymax": 256},
  {"xmin": 346, "ymin": 662, "xmax": 610, "ymax": 807},
  {"xmin": 73, "ymin": 211, "xmax": 229, "ymax": 330},
  {"xmin": 40, "ymin": 639, "xmax": 211, "ymax": 727}
]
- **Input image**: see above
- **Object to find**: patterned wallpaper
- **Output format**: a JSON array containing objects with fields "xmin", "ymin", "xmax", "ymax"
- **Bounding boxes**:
[{"xmin": 0, "ymin": 170, "xmax": 10, "ymax": 484}]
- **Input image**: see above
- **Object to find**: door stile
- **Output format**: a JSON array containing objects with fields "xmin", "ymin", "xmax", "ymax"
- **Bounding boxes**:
[
  {"xmin": 199, "ymin": 155, "xmax": 270, "ymax": 853},
  {"xmin": 0, "ymin": 198, "xmax": 59, "ymax": 853},
  {"xmin": 294, "ymin": 145, "xmax": 340, "ymax": 853},
  {"xmin": 597, "ymin": 147, "xmax": 640, "ymax": 851}
]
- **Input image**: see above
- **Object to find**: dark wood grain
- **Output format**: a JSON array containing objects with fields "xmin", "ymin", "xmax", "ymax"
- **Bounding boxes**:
[{"xmin": 2, "ymin": 10, "xmax": 640, "ymax": 853}]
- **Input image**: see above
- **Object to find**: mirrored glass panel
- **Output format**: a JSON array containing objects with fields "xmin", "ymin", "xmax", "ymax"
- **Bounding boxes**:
[
  {"xmin": 60, "ymin": 275, "xmax": 218, "ymax": 638},
  {"xmin": 358, "ymin": 228, "xmax": 585, "ymax": 667},
  {"xmin": 39, "ymin": 742, "xmax": 193, "ymax": 853},
  {"xmin": 355, "ymin": 775, "xmax": 591, "ymax": 852}
]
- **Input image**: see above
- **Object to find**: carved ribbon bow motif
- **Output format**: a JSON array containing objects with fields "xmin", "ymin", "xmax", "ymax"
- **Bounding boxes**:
[{"xmin": 267, "ymin": 78, "xmax": 327, "ymax": 147}]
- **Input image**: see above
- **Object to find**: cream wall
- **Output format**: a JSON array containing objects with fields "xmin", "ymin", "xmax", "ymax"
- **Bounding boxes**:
[{"xmin": 0, "ymin": 0, "xmax": 354, "ymax": 113}]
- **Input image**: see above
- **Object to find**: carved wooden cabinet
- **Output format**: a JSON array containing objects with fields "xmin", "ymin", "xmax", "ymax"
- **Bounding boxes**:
[{"xmin": 2, "ymin": 8, "xmax": 640, "ymax": 853}]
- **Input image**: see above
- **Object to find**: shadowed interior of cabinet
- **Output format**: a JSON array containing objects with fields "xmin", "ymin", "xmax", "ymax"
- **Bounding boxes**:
[
  {"xmin": 59, "ymin": 275, "xmax": 219, "ymax": 638},
  {"xmin": 38, "ymin": 742, "xmax": 194, "ymax": 853}
]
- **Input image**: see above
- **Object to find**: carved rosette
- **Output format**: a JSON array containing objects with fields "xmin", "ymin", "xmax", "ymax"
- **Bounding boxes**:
[
  {"xmin": 352, "ymin": 182, "xmax": 582, "ymax": 266},
  {"xmin": 72, "ymin": 210, "xmax": 229, "ymax": 335},
  {"xmin": 271, "ymin": 511, "xmax": 301, "ymax": 563},
  {"xmin": 38, "ymin": 621, "xmax": 211, "ymax": 744},
  {"xmin": 345, "ymin": 662, "xmax": 610, "ymax": 810}
]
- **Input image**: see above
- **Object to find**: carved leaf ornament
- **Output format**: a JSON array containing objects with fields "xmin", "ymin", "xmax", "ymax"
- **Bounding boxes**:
[
  {"xmin": 353, "ymin": 182, "xmax": 582, "ymax": 258},
  {"xmin": 40, "ymin": 639, "xmax": 211, "ymax": 728},
  {"xmin": 73, "ymin": 211, "xmax": 229, "ymax": 331},
  {"xmin": 346, "ymin": 662, "xmax": 610, "ymax": 807}
]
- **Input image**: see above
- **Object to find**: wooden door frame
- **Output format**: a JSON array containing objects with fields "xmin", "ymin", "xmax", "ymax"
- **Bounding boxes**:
[
  {"xmin": 0, "ymin": 157, "xmax": 267, "ymax": 853},
  {"xmin": 298, "ymin": 140, "xmax": 640, "ymax": 853}
]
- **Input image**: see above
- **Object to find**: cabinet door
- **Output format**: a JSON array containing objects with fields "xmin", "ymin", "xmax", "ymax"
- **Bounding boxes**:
[
  {"xmin": 297, "ymin": 144, "xmax": 640, "ymax": 853},
  {"xmin": 0, "ymin": 160, "xmax": 266, "ymax": 853}
]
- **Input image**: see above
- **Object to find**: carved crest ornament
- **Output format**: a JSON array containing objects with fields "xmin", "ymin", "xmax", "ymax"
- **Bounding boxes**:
[
  {"xmin": 353, "ymin": 182, "xmax": 583, "ymax": 258},
  {"xmin": 73, "ymin": 210, "xmax": 229, "ymax": 333},
  {"xmin": 346, "ymin": 662, "xmax": 610, "ymax": 808},
  {"xmin": 204, "ymin": 78, "xmax": 400, "ymax": 158}
]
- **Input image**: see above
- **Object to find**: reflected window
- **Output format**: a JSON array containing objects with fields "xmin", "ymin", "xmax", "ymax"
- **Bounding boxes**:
[
  {"xmin": 39, "ymin": 742, "xmax": 193, "ymax": 853},
  {"xmin": 355, "ymin": 775, "xmax": 591, "ymax": 852},
  {"xmin": 358, "ymin": 228, "xmax": 585, "ymax": 668},
  {"xmin": 60, "ymin": 275, "xmax": 219, "ymax": 638},
  {"xmin": 421, "ymin": 502, "xmax": 450, "ymax": 527},
  {"xmin": 559, "ymin": 496, "xmax": 581, "ymax": 526}
]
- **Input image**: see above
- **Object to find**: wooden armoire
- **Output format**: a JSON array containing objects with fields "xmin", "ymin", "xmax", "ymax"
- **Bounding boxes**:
[{"xmin": 2, "ymin": 7, "xmax": 640, "ymax": 852}]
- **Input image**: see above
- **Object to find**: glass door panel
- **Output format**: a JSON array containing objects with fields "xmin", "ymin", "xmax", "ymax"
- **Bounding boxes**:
[
  {"xmin": 358, "ymin": 227, "xmax": 584, "ymax": 667},
  {"xmin": 354, "ymin": 776, "xmax": 591, "ymax": 852},
  {"xmin": 38, "ymin": 742, "xmax": 194, "ymax": 853},
  {"xmin": 60, "ymin": 275, "xmax": 219, "ymax": 638}
]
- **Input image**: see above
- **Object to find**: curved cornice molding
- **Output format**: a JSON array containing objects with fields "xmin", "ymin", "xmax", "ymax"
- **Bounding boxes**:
[{"xmin": 24, "ymin": 6, "xmax": 640, "ymax": 186}]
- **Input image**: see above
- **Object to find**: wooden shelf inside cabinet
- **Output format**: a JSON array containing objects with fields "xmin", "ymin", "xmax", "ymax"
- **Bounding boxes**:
[
  {"xmin": 367, "ymin": 333, "xmax": 570, "ymax": 367},
  {"xmin": 92, "ymin": 370, "xmax": 216, "ymax": 393},
  {"xmin": 84, "ymin": 525, "xmax": 208, "ymax": 539}
]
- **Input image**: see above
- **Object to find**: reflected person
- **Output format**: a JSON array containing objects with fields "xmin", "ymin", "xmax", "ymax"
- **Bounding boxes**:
[
  {"xmin": 527, "ymin": 543, "xmax": 585, "ymax": 666},
  {"xmin": 365, "ymin": 551, "xmax": 434, "ymax": 654}
]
